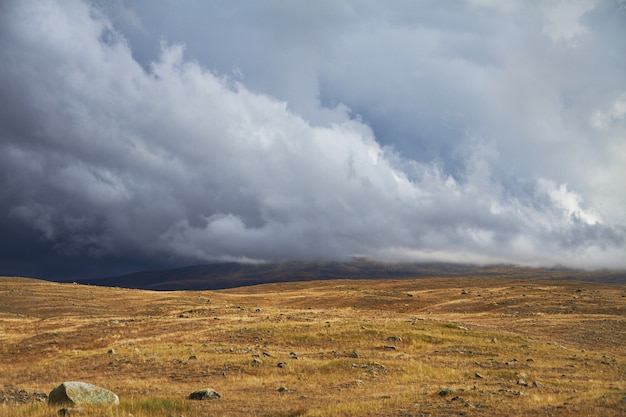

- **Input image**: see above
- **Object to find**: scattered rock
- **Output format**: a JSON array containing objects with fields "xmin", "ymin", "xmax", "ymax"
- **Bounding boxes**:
[
  {"xmin": 48, "ymin": 382, "xmax": 119, "ymax": 407},
  {"xmin": 438, "ymin": 387, "xmax": 456, "ymax": 396},
  {"xmin": 0, "ymin": 384, "xmax": 48, "ymax": 405},
  {"xmin": 352, "ymin": 362, "xmax": 387, "ymax": 374},
  {"xmin": 188, "ymin": 388, "xmax": 221, "ymax": 400}
]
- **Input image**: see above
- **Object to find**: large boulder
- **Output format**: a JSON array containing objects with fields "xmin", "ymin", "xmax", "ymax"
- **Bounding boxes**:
[{"xmin": 48, "ymin": 382, "xmax": 119, "ymax": 407}]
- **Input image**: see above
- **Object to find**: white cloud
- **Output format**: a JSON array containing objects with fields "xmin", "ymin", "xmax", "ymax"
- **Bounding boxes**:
[
  {"xmin": 540, "ymin": 0, "xmax": 596, "ymax": 44},
  {"xmin": 0, "ymin": 0, "xmax": 624, "ymax": 277}
]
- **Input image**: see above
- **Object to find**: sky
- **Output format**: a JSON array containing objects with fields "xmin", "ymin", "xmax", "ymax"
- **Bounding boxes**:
[{"xmin": 1, "ymin": 0, "xmax": 625, "ymax": 280}]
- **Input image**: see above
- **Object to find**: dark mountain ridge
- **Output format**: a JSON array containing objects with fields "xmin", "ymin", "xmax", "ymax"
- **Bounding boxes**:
[{"xmin": 74, "ymin": 260, "xmax": 626, "ymax": 290}]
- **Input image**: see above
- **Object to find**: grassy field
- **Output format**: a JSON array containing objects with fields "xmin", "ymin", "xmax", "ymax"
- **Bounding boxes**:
[{"xmin": 0, "ymin": 275, "xmax": 625, "ymax": 416}]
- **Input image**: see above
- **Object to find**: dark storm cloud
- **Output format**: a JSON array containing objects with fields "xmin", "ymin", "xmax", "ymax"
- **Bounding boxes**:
[{"xmin": 0, "ymin": 0, "xmax": 625, "ymax": 279}]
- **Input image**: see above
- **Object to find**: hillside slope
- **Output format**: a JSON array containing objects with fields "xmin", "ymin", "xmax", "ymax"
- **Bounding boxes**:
[
  {"xmin": 77, "ymin": 261, "xmax": 626, "ymax": 290},
  {"xmin": 1, "ymin": 275, "xmax": 625, "ymax": 416}
]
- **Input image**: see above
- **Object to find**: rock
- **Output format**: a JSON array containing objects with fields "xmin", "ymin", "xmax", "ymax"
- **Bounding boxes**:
[
  {"xmin": 188, "ymin": 355, "xmax": 198, "ymax": 360},
  {"xmin": 383, "ymin": 345, "xmax": 397, "ymax": 350},
  {"xmin": 348, "ymin": 350, "xmax": 359, "ymax": 358},
  {"xmin": 58, "ymin": 407, "xmax": 84, "ymax": 416},
  {"xmin": 475, "ymin": 372, "xmax": 485, "ymax": 379},
  {"xmin": 387, "ymin": 336, "xmax": 402, "ymax": 342},
  {"xmin": 517, "ymin": 379, "xmax": 528, "ymax": 387},
  {"xmin": 277, "ymin": 387, "xmax": 289, "ymax": 393},
  {"xmin": 277, "ymin": 362, "xmax": 286, "ymax": 368},
  {"xmin": 252, "ymin": 358, "xmax": 262, "ymax": 367},
  {"xmin": 48, "ymin": 382, "xmax": 119, "ymax": 407},
  {"xmin": 0, "ymin": 384, "xmax": 48, "ymax": 405},
  {"xmin": 106, "ymin": 349, "xmax": 115, "ymax": 355},
  {"xmin": 288, "ymin": 352, "xmax": 298, "ymax": 359},
  {"xmin": 438, "ymin": 387, "xmax": 456, "ymax": 396},
  {"xmin": 532, "ymin": 381, "xmax": 544, "ymax": 388},
  {"xmin": 188, "ymin": 388, "xmax": 221, "ymax": 400}
]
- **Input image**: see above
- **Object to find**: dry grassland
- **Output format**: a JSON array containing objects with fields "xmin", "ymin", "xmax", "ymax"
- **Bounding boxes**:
[{"xmin": 0, "ymin": 276, "xmax": 625, "ymax": 416}]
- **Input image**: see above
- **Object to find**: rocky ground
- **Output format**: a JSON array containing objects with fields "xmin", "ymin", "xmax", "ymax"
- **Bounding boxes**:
[{"xmin": 0, "ymin": 384, "xmax": 47, "ymax": 405}]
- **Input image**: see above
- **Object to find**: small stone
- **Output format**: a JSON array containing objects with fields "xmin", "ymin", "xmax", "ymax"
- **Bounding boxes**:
[
  {"xmin": 188, "ymin": 355, "xmax": 198, "ymax": 360},
  {"xmin": 277, "ymin": 387, "xmax": 289, "ymax": 393},
  {"xmin": 277, "ymin": 362, "xmax": 286, "ymax": 368},
  {"xmin": 58, "ymin": 408, "xmax": 84, "ymax": 416},
  {"xmin": 475, "ymin": 372, "xmax": 485, "ymax": 379},
  {"xmin": 106, "ymin": 349, "xmax": 115, "ymax": 355},
  {"xmin": 517, "ymin": 379, "xmax": 528, "ymax": 387},
  {"xmin": 252, "ymin": 358, "xmax": 262, "ymax": 366},
  {"xmin": 188, "ymin": 388, "xmax": 221, "ymax": 400},
  {"xmin": 387, "ymin": 336, "xmax": 402, "ymax": 342},
  {"xmin": 289, "ymin": 352, "xmax": 298, "ymax": 359},
  {"xmin": 438, "ymin": 387, "xmax": 456, "ymax": 396},
  {"xmin": 383, "ymin": 345, "xmax": 397, "ymax": 350},
  {"xmin": 348, "ymin": 350, "xmax": 359, "ymax": 358},
  {"xmin": 532, "ymin": 381, "xmax": 544, "ymax": 388}
]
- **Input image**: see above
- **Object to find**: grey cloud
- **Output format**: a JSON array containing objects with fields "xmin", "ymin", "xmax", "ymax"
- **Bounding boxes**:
[{"xmin": 0, "ymin": 0, "xmax": 625, "ymax": 279}]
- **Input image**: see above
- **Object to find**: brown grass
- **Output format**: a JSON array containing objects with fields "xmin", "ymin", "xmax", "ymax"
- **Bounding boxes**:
[{"xmin": 0, "ymin": 276, "xmax": 625, "ymax": 416}]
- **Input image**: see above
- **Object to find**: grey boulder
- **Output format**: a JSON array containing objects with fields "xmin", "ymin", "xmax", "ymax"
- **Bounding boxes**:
[{"xmin": 48, "ymin": 382, "xmax": 119, "ymax": 407}]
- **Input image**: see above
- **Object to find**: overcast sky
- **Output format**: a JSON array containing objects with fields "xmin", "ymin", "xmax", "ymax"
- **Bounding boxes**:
[{"xmin": 1, "ymin": 0, "xmax": 625, "ymax": 279}]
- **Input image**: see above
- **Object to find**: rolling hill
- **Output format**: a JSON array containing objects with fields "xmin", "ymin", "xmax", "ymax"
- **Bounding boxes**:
[{"xmin": 76, "ymin": 260, "xmax": 626, "ymax": 290}]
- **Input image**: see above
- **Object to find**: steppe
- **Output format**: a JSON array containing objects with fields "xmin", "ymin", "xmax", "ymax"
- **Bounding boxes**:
[{"xmin": 0, "ymin": 271, "xmax": 625, "ymax": 416}]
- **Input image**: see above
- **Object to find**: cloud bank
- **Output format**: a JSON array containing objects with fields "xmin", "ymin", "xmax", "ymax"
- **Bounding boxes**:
[{"xmin": 1, "ymin": 0, "xmax": 625, "ymax": 278}]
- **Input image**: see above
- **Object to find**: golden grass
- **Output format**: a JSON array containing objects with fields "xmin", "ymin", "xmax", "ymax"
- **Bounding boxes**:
[{"xmin": 0, "ymin": 276, "xmax": 625, "ymax": 416}]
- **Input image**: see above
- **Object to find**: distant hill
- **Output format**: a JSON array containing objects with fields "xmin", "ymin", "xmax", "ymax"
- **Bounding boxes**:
[{"xmin": 74, "ymin": 260, "xmax": 626, "ymax": 290}]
